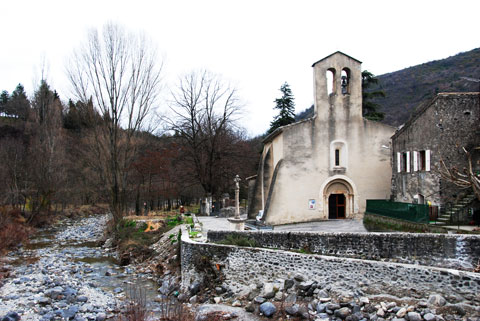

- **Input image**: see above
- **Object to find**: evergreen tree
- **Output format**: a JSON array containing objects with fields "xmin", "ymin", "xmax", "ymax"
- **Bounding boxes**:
[
  {"xmin": 362, "ymin": 70, "xmax": 385, "ymax": 121},
  {"xmin": 0, "ymin": 90, "xmax": 9, "ymax": 115},
  {"xmin": 8, "ymin": 84, "xmax": 30, "ymax": 120},
  {"xmin": 268, "ymin": 82, "xmax": 296, "ymax": 134}
]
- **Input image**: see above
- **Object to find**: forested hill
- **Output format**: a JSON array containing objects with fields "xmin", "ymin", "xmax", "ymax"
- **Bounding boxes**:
[
  {"xmin": 375, "ymin": 47, "xmax": 480, "ymax": 126},
  {"xmin": 295, "ymin": 48, "xmax": 480, "ymax": 126}
]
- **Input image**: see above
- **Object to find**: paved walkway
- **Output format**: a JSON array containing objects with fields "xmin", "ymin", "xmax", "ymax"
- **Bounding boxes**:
[{"xmin": 197, "ymin": 215, "xmax": 367, "ymax": 233}]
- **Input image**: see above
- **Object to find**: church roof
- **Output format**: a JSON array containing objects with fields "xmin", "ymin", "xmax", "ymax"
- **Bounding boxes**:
[
  {"xmin": 262, "ymin": 116, "xmax": 315, "ymax": 143},
  {"xmin": 311, "ymin": 51, "xmax": 362, "ymax": 67}
]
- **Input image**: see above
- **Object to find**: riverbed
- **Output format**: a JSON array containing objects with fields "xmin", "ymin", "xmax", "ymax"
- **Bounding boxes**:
[{"xmin": 0, "ymin": 214, "xmax": 163, "ymax": 321}]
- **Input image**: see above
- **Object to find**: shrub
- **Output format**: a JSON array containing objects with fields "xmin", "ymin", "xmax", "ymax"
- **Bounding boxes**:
[
  {"xmin": 218, "ymin": 234, "xmax": 258, "ymax": 247},
  {"xmin": 0, "ymin": 206, "xmax": 32, "ymax": 255}
]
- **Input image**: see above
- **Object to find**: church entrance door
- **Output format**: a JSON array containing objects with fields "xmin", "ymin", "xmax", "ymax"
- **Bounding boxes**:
[{"xmin": 328, "ymin": 194, "xmax": 346, "ymax": 219}]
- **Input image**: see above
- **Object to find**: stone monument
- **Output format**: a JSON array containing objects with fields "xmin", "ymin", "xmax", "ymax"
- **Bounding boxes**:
[{"xmin": 227, "ymin": 175, "xmax": 246, "ymax": 230}]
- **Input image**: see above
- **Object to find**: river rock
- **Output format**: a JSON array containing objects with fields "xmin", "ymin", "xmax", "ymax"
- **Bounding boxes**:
[
  {"xmin": 316, "ymin": 303, "xmax": 326, "ymax": 313},
  {"xmin": 285, "ymin": 304, "xmax": 299, "ymax": 316},
  {"xmin": 63, "ymin": 306, "xmax": 79, "ymax": 320},
  {"xmin": 285, "ymin": 293, "xmax": 297, "ymax": 303},
  {"xmin": 38, "ymin": 297, "xmax": 51, "ymax": 305},
  {"xmin": 293, "ymin": 273, "xmax": 305, "ymax": 282},
  {"xmin": 232, "ymin": 300, "xmax": 242, "ymax": 307},
  {"xmin": 427, "ymin": 294, "xmax": 446, "ymax": 307},
  {"xmin": 407, "ymin": 311, "xmax": 422, "ymax": 321},
  {"xmin": 245, "ymin": 302, "xmax": 255, "ymax": 313},
  {"xmin": 96, "ymin": 312, "xmax": 106, "ymax": 321},
  {"xmin": 259, "ymin": 302, "xmax": 276, "ymax": 317},
  {"xmin": 326, "ymin": 303, "xmax": 341, "ymax": 311},
  {"xmin": 297, "ymin": 280, "xmax": 314, "ymax": 290},
  {"xmin": 335, "ymin": 307, "xmax": 352, "ymax": 319},
  {"xmin": 377, "ymin": 308, "xmax": 385, "ymax": 317},
  {"xmin": 77, "ymin": 295, "xmax": 88, "ymax": 303},
  {"xmin": 424, "ymin": 313, "xmax": 436, "ymax": 321},
  {"xmin": 1, "ymin": 312, "xmax": 20, "ymax": 321},
  {"xmin": 396, "ymin": 307, "xmax": 407, "ymax": 318},
  {"xmin": 284, "ymin": 279, "xmax": 294, "ymax": 289},
  {"xmin": 189, "ymin": 281, "xmax": 202, "ymax": 295}
]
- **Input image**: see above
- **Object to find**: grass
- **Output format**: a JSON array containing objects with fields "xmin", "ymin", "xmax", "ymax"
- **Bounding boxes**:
[
  {"xmin": 188, "ymin": 231, "xmax": 199, "ymax": 238},
  {"xmin": 115, "ymin": 219, "xmax": 165, "ymax": 265},
  {"xmin": 218, "ymin": 234, "xmax": 258, "ymax": 247},
  {"xmin": 363, "ymin": 215, "xmax": 446, "ymax": 233}
]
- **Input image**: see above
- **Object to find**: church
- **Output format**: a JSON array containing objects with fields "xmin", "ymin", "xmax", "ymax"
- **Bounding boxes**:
[{"xmin": 248, "ymin": 51, "xmax": 395, "ymax": 225}]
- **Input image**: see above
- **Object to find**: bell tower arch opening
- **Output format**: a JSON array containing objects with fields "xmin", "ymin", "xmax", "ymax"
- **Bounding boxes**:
[
  {"xmin": 326, "ymin": 68, "xmax": 336, "ymax": 95},
  {"xmin": 341, "ymin": 68, "xmax": 351, "ymax": 95}
]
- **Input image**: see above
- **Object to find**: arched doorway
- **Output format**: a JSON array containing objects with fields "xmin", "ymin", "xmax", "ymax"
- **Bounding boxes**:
[
  {"xmin": 322, "ymin": 178, "xmax": 355, "ymax": 219},
  {"xmin": 328, "ymin": 194, "xmax": 346, "ymax": 219}
]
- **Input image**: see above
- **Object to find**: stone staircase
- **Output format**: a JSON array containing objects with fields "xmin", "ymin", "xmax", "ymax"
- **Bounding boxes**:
[{"xmin": 435, "ymin": 193, "xmax": 476, "ymax": 224}]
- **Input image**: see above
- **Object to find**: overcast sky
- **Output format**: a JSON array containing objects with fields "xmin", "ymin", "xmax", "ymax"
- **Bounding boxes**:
[{"xmin": 1, "ymin": 0, "xmax": 478, "ymax": 136}]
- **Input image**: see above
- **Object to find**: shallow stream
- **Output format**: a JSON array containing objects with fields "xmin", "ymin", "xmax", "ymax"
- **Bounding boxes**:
[{"xmin": 0, "ymin": 214, "xmax": 164, "ymax": 321}]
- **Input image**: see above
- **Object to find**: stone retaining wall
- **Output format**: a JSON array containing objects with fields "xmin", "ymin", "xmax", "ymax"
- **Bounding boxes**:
[
  {"xmin": 181, "ymin": 229, "xmax": 480, "ymax": 301},
  {"xmin": 207, "ymin": 230, "xmax": 480, "ymax": 270}
]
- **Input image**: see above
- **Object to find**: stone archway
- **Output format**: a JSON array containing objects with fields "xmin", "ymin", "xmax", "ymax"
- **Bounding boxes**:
[{"xmin": 320, "ymin": 176, "xmax": 357, "ymax": 219}]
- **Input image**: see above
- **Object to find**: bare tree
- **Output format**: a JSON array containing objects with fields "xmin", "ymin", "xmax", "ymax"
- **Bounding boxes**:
[
  {"xmin": 164, "ymin": 71, "xmax": 243, "ymax": 214},
  {"xmin": 441, "ymin": 147, "xmax": 480, "ymax": 201},
  {"xmin": 66, "ymin": 23, "xmax": 163, "ymax": 224}
]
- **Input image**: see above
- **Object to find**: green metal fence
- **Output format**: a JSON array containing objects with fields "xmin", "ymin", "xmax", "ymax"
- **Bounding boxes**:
[{"xmin": 366, "ymin": 200, "xmax": 430, "ymax": 223}]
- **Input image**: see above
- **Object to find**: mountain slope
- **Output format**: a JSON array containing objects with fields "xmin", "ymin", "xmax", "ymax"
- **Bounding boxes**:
[{"xmin": 374, "ymin": 48, "xmax": 480, "ymax": 126}]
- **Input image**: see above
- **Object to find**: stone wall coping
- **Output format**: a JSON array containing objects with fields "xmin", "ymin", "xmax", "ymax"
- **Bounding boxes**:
[
  {"xmin": 207, "ymin": 229, "xmax": 480, "ymax": 241},
  {"xmin": 182, "ymin": 228, "xmax": 480, "ymax": 280}
]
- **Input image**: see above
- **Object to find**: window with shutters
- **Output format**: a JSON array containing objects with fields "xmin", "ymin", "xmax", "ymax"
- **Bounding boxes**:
[{"xmin": 400, "ymin": 152, "xmax": 410, "ymax": 172}]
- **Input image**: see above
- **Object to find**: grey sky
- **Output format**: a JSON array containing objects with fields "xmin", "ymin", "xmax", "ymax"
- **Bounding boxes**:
[{"xmin": 1, "ymin": 0, "xmax": 478, "ymax": 136}]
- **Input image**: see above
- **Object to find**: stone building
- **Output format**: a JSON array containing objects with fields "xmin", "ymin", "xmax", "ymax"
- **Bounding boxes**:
[
  {"xmin": 391, "ymin": 92, "xmax": 480, "ymax": 211},
  {"xmin": 249, "ymin": 52, "xmax": 395, "ymax": 225}
]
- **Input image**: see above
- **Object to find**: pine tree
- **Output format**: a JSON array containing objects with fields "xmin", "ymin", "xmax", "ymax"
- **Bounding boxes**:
[
  {"xmin": 8, "ymin": 84, "xmax": 30, "ymax": 120},
  {"xmin": 268, "ymin": 82, "xmax": 296, "ymax": 134},
  {"xmin": 362, "ymin": 70, "xmax": 385, "ymax": 121},
  {"xmin": 0, "ymin": 90, "xmax": 9, "ymax": 115}
]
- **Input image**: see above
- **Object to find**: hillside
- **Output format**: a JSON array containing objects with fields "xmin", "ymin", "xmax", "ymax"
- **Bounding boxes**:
[
  {"xmin": 375, "ymin": 47, "xmax": 480, "ymax": 126},
  {"xmin": 296, "ymin": 48, "xmax": 480, "ymax": 126}
]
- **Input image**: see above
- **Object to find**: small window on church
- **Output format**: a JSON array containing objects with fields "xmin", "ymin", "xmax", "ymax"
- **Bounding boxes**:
[
  {"xmin": 341, "ymin": 68, "xmax": 350, "ymax": 95},
  {"xmin": 330, "ymin": 141, "xmax": 347, "ymax": 170},
  {"xmin": 326, "ymin": 68, "xmax": 336, "ymax": 95}
]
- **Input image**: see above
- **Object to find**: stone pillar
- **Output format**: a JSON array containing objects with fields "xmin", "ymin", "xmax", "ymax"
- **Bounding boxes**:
[
  {"xmin": 234, "ymin": 175, "xmax": 240, "ymax": 219},
  {"xmin": 228, "ymin": 175, "xmax": 246, "ymax": 230}
]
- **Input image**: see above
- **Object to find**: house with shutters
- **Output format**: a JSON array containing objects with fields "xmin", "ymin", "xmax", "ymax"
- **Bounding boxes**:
[
  {"xmin": 248, "ymin": 51, "xmax": 395, "ymax": 225},
  {"xmin": 391, "ymin": 92, "xmax": 480, "ymax": 217}
]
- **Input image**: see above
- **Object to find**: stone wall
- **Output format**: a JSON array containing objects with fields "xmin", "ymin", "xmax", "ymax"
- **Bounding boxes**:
[
  {"xmin": 181, "ymin": 229, "xmax": 480, "ymax": 301},
  {"xmin": 207, "ymin": 230, "xmax": 480, "ymax": 270}
]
